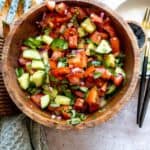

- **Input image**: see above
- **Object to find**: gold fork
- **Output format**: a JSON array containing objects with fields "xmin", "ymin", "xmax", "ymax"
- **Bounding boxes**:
[
  {"xmin": 137, "ymin": 8, "xmax": 150, "ymax": 126},
  {"xmin": 142, "ymin": 8, "xmax": 150, "ymax": 39}
]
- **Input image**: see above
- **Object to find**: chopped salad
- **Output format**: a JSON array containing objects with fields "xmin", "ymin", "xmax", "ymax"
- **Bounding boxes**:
[{"xmin": 16, "ymin": 1, "xmax": 126, "ymax": 125}]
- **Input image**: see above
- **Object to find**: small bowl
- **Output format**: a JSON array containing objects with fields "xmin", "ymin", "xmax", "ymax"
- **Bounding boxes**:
[
  {"xmin": 2, "ymin": 0, "xmax": 140, "ymax": 130},
  {"xmin": 127, "ymin": 20, "xmax": 146, "ymax": 50}
]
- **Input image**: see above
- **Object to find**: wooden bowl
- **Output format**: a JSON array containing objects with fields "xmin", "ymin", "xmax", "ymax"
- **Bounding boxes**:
[{"xmin": 2, "ymin": 0, "xmax": 140, "ymax": 130}]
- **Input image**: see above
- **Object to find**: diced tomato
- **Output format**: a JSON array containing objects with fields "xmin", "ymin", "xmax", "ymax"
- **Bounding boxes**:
[
  {"xmin": 55, "ymin": 15, "xmax": 71, "ymax": 23},
  {"xmin": 18, "ymin": 57, "xmax": 31, "ymax": 66},
  {"xmin": 70, "ymin": 7, "xmax": 87, "ymax": 19},
  {"xmin": 95, "ymin": 67, "xmax": 112, "ymax": 80},
  {"xmin": 90, "ymin": 31, "xmax": 102, "ymax": 44},
  {"xmin": 54, "ymin": 106, "xmax": 70, "ymax": 116},
  {"xmin": 110, "ymin": 37, "xmax": 120, "ymax": 53},
  {"xmin": 61, "ymin": 111, "xmax": 71, "ymax": 119},
  {"xmin": 103, "ymin": 25, "xmax": 116, "ymax": 37},
  {"xmin": 31, "ymin": 94, "xmax": 43, "ymax": 107},
  {"xmin": 98, "ymin": 32, "xmax": 109, "ymax": 39},
  {"xmin": 48, "ymin": 106, "xmax": 56, "ymax": 112},
  {"xmin": 74, "ymin": 98, "xmax": 86, "ymax": 112},
  {"xmin": 64, "ymin": 27, "xmax": 77, "ymax": 40},
  {"xmin": 80, "ymin": 51, "xmax": 88, "ymax": 68},
  {"xmin": 68, "ymin": 51, "xmax": 87, "ymax": 68},
  {"xmin": 101, "ymin": 82, "xmax": 108, "ymax": 92},
  {"xmin": 55, "ymin": 2, "xmax": 68, "ymax": 15},
  {"xmin": 84, "ymin": 66, "xmax": 95, "ymax": 77},
  {"xmin": 95, "ymin": 78, "xmax": 105, "ymax": 87},
  {"xmin": 49, "ymin": 59, "xmax": 57, "ymax": 69},
  {"xmin": 74, "ymin": 91, "xmax": 85, "ymax": 98},
  {"xmin": 86, "ymin": 87, "xmax": 100, "ymax": 113},
  {"xmin": 51, "ymin": 51, "xmax": 64, "ymax": 60},
  {"xmin": 40, "ymin": 45, "xmax": 50, "ymax": 51},
  {"xmin": 98, "ymin": 89, "xmax": 105, "ymax": 97},
  {"xmin": 52, "ymin": 67, "xmax": 70, "ymax": 77},
  {"xmin": 112, "ymin": 74, "xmax": 123, "ymax": 86},
  {"xmin": 46, "ymin": 1, "xmax": 56, "ymax": 11},
  {"xmin": 85, "ymin": 76, "xmax": 95, "ymax": 88},
  {"xmin": 50, "ymin": 31, "xmax": 59, "ymax": 38},
  {"xmin": 90, "ymin": 13, "xmax": 103, "ymax": 24},
  {"xmin": 67, "ymin": 72, "xmax": 83, "ymax": 85},
  {"xmin": 68, "ymin": 35, "xmax": 78, "ymax": 48}
]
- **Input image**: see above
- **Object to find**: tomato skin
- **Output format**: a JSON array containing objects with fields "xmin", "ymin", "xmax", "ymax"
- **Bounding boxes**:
[
  {"xmin": 95, "ymin": 67, "xmax": 112, "ymax": 80},
  {"xmin": 90, "ymin": 13, "xmax": 103, "ymax": 24},
  {"xmin": 64, "ymin": 27, "xmax": 77, "ymax": 40},
  {"xmin": 70, "ymin": 7, "xmax": 87, "ymax": 19},
  {"xmin": 51, "ymin": 51, "xmax": 64, "ymax": 61},
  {"xmin": 68, "ymin": 51, "xmax": 87, "ymax": 68},
  {"xmin": 31, "ymin": 94, "xmax": 43, "ymax": 107},
  {"xmin": 112, "ymin": 74, "xmax": 123, "ymax": 86},
  {"xmin": 74, "ymin": 98, "xmax": 86, "ymax": 112},
  {"xmin": 103, "ymin": 25, "xmax": 116, "ymax": 37},
  {"xmin": 110, "ymin": 37, "xmax": 120, "ymax": 53},
  {"xmin": 90, "ymin": 31, "xmax": 102, "ymax": 45},
  {"xmin": 84, "ymin": 66, "xmax": 96, "ymax": 77},
  {"xmin": 85, "ymin": 76, "xmax": 95, "ymax": 88},
  {"xmin": 61, "ymin": 111, "xmax": 71, "ymax": 120},
  {"xmin": 86, "ymin": 87, "xmax": 100, "ymax": 113},
  {"xmin": 49, "ymin": 59, "xmax": 57, "ymax": 69},
  {"xmin": 67, "ymin": 72, "xmax": 83, "ymax": 85},
  {"xmin": 52, "ymin": 67, "xmax": 70, "ymax": 77},
  {"xmin": 68, "ymin": 35, "xmax": 78, "ymax": 48},
  {"xmin": 98, "ymin": 32, "xmax": 109, "ymax": 39},
  {"xmin": 74, "ymin": 91, "xmax": 85, "ymax": 98}
]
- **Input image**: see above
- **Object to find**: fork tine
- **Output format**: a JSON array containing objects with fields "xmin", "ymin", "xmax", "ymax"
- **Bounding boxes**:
[
  {"xmin": 142, "ymin": 8, "xmax": 150, "ymax": 29},
  {"xmin": 146, "ymin": 9, "xmax": 150, "ymax": 29}
]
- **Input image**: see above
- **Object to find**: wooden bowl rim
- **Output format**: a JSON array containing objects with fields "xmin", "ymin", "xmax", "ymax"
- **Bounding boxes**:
[{"xmin": 2, "ymin": 0, "xmax": 140, "ymax": 130}]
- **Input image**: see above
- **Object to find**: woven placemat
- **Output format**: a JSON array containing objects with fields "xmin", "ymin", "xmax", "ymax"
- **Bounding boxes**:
[{"xmin": 0, "ymin": 38, "xmax": 20, "ymax": 116}]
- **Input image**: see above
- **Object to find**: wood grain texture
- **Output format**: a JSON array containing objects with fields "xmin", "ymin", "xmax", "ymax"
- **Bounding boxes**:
[{"xmin": 2, "ymin": 0, "xmax": 140, "ymax": 129}]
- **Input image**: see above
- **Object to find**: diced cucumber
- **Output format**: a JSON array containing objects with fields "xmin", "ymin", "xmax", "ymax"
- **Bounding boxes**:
[
  {"xmin": 78, "ymin": 27, "xmax": 87, "ymax": 37},
  {"xmin": 115, "ymin": 67, "xmax": 126, "ymax": 78},
  {"xmin": 23, "ymin": 50, "xmax": 41, "ymax": 60},
  {"xmin": 42, "ymin": 51, "xmax": 49, "ymax": 65},
  {"xmin": 30, "ymin": 70, "xmax": 45, "ymax": 87},
  {"xmin": 80, "ymin": 87, "xmax": 88, "ymax": 93},
  {"xmin": 51, "ymin": 38, "xmax": 68, "ymax": 51},
  {"xmin": 86, "ymin": 43, "xmax": 96, "ymax": 56},
  {"xmin": 106, "ymin": 84, "xmax": 116, "ymax": 94},
  {"xmin": 81, "ymin": 18, "xmax": 96, "ymax": 34},
  {"xmin": 31, "ymin": 60, "xmax": 45, "ymax": 69},
  {"xmin": 43, "ymin": 85, "xmax": 58, "ymax": 98},
  {"xmin": 49, "ymin": 103, "xmax": 60, "ymax": 107},
  {"xmin": 24, "ymin": 37, "xmax": 42, "ymax": 49},
  {"xmin": 55, "ymin": 95, "xmax": 71, "ymax": 105},
  {"xmin": 40, "ymin": 95, "xmax": 50, "ymax": 109},
  {"xmin": 42, "ymin": 35, "xmax": 53, "ymax": 45},
  {"xmin": 95, "ymin": 40, "xmax": 112, "ymax": 54},
  {"xmin": 104, "ymin": 54, "xmax": 115, "ymax": 68},
  {"xmin": 18, "ymin": 73, "xmax": 29, "ymax": 90}
]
